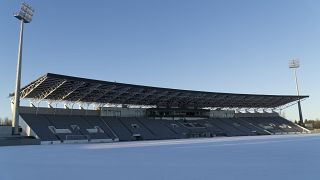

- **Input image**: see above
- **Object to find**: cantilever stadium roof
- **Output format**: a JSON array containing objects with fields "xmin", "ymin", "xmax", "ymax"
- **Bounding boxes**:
[{"xmin": 16, "ymin": 73, "xmax": 308, "ymax": 109}]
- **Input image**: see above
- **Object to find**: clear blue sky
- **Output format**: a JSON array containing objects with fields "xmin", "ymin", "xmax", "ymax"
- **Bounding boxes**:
[{"xmin": 0, "ymin": 0, "xmax": 319, "ymax": 121}]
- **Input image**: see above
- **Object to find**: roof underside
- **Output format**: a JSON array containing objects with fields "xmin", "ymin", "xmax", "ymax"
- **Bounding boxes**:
[{"xmin": 17, "ymin": 73, "xmax": 308, "ymax": 109}]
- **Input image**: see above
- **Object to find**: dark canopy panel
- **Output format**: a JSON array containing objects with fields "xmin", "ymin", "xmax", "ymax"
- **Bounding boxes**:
[{"xmin": 17, "ymin": 73, "xmax": 308, "ymax": 108}]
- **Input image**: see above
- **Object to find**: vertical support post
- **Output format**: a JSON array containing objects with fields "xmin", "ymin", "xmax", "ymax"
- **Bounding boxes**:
[
  {"xmin": 293, "ymin": 68, "xmax": 303, "ymax": 125},
  {"xmin": 294, "ymin": 68, "xmax": 300, "ymax": 96},
  {"xmin": 297, "ymin": 101, "xmax": 303, "ymax": 125},
  {"xmin": 12, "ymin": 20, "xmax": 24, "ymax": 135}
]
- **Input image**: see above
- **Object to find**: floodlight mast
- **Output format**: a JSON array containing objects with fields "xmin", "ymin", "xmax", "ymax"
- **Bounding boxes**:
[
  {"xmin": 289, "ymin": 59, "xmax": 304, "ymax": 125},
  {"xmin": 12, "ymin": 3, "xmax": 34, "ymax": 135}
]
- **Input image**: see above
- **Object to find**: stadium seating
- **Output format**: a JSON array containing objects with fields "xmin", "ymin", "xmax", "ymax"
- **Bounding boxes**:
[
  {"xmin": 136, "ymin": 118, "xmax": 179, "ymax": 139},
  {"xmin": 84, "ymin": 116, "xmax": 118, "ymax": 139},
  {"xmin": 20, "ymin": 113, "xmax": 306, "ymax": 143},
  {"xmin": 20, "ymin": 114, "xmax": 59, "ymax": 142},
  {"xmin": 101, "ymin": 117, "xmax": 133, "ymax": 141}
]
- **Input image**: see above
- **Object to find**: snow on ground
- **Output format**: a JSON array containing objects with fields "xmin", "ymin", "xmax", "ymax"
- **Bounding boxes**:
[{"xmin": 1, "ymin": 134, "xmax": 320, "ymax": 180}]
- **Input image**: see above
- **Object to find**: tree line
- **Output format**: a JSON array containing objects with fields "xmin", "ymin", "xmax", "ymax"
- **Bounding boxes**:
[
  {"xmin": 294, "ymin": 119, "xmax": 320, "ymax": 129},
  {"xmin": 304, "ymin": 119, "xmax": 320, "ymax": 129},
  {"xmin": 0, "ymin": 117, "xmax": 12, "ymax": 126}
]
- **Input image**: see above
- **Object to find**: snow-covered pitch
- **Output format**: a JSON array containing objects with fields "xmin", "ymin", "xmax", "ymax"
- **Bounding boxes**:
[{"xmin": 1, "ymin": 134, "xmax": 320, "ymax": 180}]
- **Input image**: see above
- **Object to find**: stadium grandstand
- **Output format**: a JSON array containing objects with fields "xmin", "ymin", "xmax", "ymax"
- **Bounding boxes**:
[{"xmin": 12, "ymin": 73, "xmax": 310, "ymax": 144}]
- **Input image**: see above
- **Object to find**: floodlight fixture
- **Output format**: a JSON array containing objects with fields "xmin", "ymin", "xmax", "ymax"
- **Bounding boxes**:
[
  {"xmin": 289, "ymin": 59, "xmax": 300, "ymax": 69},
  {"xmin": 14, "ymin": 3, "xmax": 34, "ymax": 23}
]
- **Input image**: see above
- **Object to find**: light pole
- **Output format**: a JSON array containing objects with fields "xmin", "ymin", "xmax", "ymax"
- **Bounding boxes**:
[
  {"xmin": 289, "ymin": 59, "xmax": 304, "ymax": 125},
  {"xmin": 12, "ymin": 3, "xmax": 34, "ymax": 135}
]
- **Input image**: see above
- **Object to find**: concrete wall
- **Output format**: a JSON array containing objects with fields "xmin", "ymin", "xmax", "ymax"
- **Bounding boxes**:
[
  {"xmin": 19, "ymin": 106, "xmax": 279, "ymax": 119},
  {"xmin": 209, "ymin": 110, "xmax": 235, "ymax": 118},
  {"xmin": 19, "ymin": 117, "xmax": 38, "ymax": 138},
  {"xmin": 19, "ymin": 106, "xmax": 100, "ymax": 116},
  {"xmin": 0, "ymin": 126, "xmax": 12, "ymax": 137},
  {"xmin": 100, "ymin": 107, "xmax": 146, "ymax": 117},
  {"xmin": 235, "ymin": 112, "xmax": 279, "ymax": 118},
  {"xmin": 0, "ymin": 137, "xmax": 40, "ymax": 146}
]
